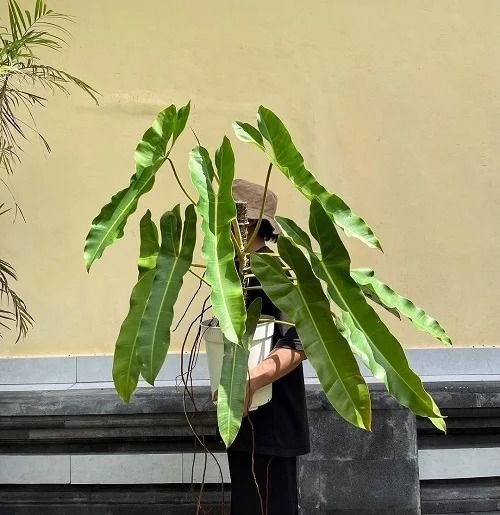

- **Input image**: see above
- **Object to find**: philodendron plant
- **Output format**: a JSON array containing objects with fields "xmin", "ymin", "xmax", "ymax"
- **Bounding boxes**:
[{"xmin": 84, "ymin": 102, "xmax": 452, "ymax": 446}]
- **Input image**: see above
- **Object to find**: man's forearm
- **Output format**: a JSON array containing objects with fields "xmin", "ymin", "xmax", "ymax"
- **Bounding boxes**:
[{"xmin": 248, "ymin": 347, "xmax": 306, "ymax": 393}]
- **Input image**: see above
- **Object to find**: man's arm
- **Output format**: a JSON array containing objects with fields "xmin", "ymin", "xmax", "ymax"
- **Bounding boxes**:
[{"xmin": 243, "ymin": 347, "xmax": 306, "ymax": 414}]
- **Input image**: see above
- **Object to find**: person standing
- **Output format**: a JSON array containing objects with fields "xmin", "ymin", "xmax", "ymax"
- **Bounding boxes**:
[{"xmin": 224, "ymin": 179, "xmax": 310, "ymax": 515}]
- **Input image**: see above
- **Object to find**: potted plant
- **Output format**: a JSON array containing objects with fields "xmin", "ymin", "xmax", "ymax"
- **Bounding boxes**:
[{"xmin": 84, "ymin": 102, "xmax": 451, "ymax": 446}]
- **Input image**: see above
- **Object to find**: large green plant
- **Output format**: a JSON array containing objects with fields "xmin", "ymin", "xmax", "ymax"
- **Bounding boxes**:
[
  {"xmin": 0, "ymin": 0, "xmax": 97, "ymax": 341},
  {"xmin": 85, "ymin": 103, "xmax": 452, "ymax": 446}
]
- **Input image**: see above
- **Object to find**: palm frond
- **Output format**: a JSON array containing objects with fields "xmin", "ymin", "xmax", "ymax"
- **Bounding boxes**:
[
  {"xmin": 0, "ymin": 0, "xmax": 98, "ymax": 176},
  {"xmin": 0, "ymin": 256, "xmax": 33, "ymax": 341}
]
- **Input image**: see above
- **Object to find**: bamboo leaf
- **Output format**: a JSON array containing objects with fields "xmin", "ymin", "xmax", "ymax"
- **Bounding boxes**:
[
  {"xmin": 250, "ymin": 106, "xmax": 381, "ymax": 250},
  {"xmin": 112, "ymin": 270, "xmax": 154, "ymax": 403},
  {"xmin": 351, "ymin": 268, "xmax": 452, "ymax": 346},
  {"xmin": 136, "ymin": 204, "xmax": 197, "ymax": 385},
  {"xmin": 189, "ymin": 138, "xmax": 246, "ymax": 344},
  {"xmin": 218, "ymin": 298, "xmax": 262, "ymax": 447},
  {"xmin": 84, "ymin": 104, "xmax": 190, "ymax": 271},
  {"xmin": 137, "ymin": 210, "xmax": 159, "ymax": 278},
  {"xmin": 251, "ymin": 238, "xmax": 372, "ymax": 430},
  {"xmin": 305, "ymin": 200, "xmax": 444, "ymax": 425}
]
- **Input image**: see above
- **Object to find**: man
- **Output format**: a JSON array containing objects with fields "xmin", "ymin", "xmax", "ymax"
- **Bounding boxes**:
[{"xmin": 225, "ymin": 178, "xmax": 310, "ymax": 515}]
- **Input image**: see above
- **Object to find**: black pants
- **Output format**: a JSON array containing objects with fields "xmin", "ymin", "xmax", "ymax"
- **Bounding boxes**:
[{"xmin": 227, "ymin": 450, "xmax": 298, "ymax": 515}]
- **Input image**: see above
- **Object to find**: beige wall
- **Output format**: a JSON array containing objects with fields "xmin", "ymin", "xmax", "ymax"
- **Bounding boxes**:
[{"xmin": 1, "ymin": 0, "xmax": 499, "ymax": 356}]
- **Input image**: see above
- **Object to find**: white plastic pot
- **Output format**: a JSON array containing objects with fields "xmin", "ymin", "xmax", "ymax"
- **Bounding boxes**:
[{"xmin": 201, "ymin": 317, "xmax": 274, "ymax": 411}]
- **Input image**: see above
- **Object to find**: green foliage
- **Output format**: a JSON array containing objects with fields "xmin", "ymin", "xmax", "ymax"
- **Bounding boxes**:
[
  {"xmin": 84, "ymin": 104, "xmax": 190, "ymax": 271},
  {"xmin": 351, "ymin": 268, "xmax": 452, "ymax": 346},
  {"xmin": 252, "ymin": 238, "xmax": 371, "ymax": 430},
  {"xmin": 0, "ymin": 0, "xmax": 98, "ymax": 177},
  {"xmin": 1, "ymin": 1, "xmax": 94, "ymax": 342},
  {"xmin": 218, "ymin": 298, "xmax": 262, "ymax": 447},
  {"xmin": 279, "ymin": 201, "xmax": 444, "ymax": 425},
  {"xmin": 136, "ymin": 204, "xmax": 196, "ymax": 385},
  {"xmin": 234, "ymin": 106, "xmax": 382, "ymax": 250},
  {"xmin": 86, "ymin": 102, "xmax": 452, "ymax": 439},
  {"xmin": 112, "ymin": 211, "xmax": 160, "ymax": 402},
  {"xmin": 189, "ymin": 138, "xmax": 246, "ymax": 345}
]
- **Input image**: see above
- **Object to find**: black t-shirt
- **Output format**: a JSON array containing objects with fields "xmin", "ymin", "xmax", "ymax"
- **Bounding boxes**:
[{"xmin": 226, "ymin": 246, "xmax": 310, "ymax": 457}]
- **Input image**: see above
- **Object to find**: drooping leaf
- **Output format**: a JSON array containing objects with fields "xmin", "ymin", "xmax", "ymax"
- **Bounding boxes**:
[
  {"xmin": 351, "ymin": 268, "xmax": 452, "ymax": 346},
  {"xmin": 239, "ymin": 106, "xmax": 381, "ymax": 250},
  {"xmin": 112, "ymin": 269, "xmax": 154, "ymax": 403},
  {"xmin": 337, "ymin": 311, "xmax": 387, "ymax": 382},
  {"xmin": 232, "ymin": 121, "xmax": 265, "ymax": 151},
  {"xmin": 137, "ymin": 210, "xmax": 159, "ymax": 278},
  {"xmin": 251, "ymin": 238, "xmax": 371, "ymax": 430},
  {"xmin": 189, "ymin": 138, "xmax": 246, "ymax": 344},
  {"xmin": 136, "ymin": 204, "xmax": 197, "ymax": 385},
  {"xmin": 218, "ymin": 298, "xmax": 262, "ymax": 447},
  {"xmin": 84, "ymin": 103, "xmax": 190, "ymax": 271},
  {"xmin": 305, "ymin": 200, "xmax": 444, "ymax": 425}
]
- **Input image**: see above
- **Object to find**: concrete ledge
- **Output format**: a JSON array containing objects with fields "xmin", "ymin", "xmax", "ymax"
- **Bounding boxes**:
[
  {"xmin": 419, "ymin": 448, "xmax": 500, "ymax": 480},
  {"xmin": 0, "ymin": 455, "xmax": 70, "ymax": 484},
  {"xmin": 0, "ymin": 348, "xmax": 498, "ymax": 389}
]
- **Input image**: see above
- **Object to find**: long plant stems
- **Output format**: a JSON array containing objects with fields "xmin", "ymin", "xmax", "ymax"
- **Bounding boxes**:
[
  {"xmin": 189, "ymin": 269, "xmax": 210, "ymax": 286},
  {"xmin": 167, "ymin": 157, "xmax": 197, "ymax": 204},
  {"xmin": 244, "ymin": 163, "xmax": 273, "ymax": 252}
]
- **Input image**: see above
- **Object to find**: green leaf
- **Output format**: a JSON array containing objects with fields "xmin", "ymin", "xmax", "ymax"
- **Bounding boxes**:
[
  {"xmin": 306, "ymin": 200, "xmax": 444, "ymax": 425},
  {"xmin": 134, "ymin": 105, "xmax": 177, "ymax": 176},
  {"xmin": 218, "ymin": 298, "xmax": 262, "ymax": 447},
  {"xmin": 172, "ymin": 101, "xmax": 191, "ymax": 145},
  {"xmin": 112, "ymin": 270, "xmax": 154, "ymax": 403},
  {"xmin": 232, "ymin": 121, "xmax": 265, "ymax": 151},
  {"xmin": 251, "ymin": 238, "xmax": 372, "ymax": 430},
  {"xmin": 136, "ymin": 204, "xmax": 197, "ymax": 385},
  {"xmin": 84, "ymin": 104, "xmax": 190, "ymax": 271},
  {"xmin": 254, "ymin": 105, "xmax": 381, "ymax": 250},
  {"xmin": 189, "ymin": 138, "xmax": 246, "ymax": 344},
  {"xmin": 351, "ymin": 268, "xmax": 452, "ymax": 346},
  {"xmin": 337, "ymin": 311, "xmax": 387, "ymax": 382},
  {"xmin": 137, "ymin": 210, "xmax": 159, "ymax": 278}
]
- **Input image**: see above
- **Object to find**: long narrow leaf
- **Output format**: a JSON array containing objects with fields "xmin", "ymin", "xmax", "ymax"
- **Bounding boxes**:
[
  {"xmin": 189, "ymin": 138, "xmax": 246, "ymax": 344},
  {"xmin": 218, "ymin": 298, "xmax": 262, "ymax": 447},
  {"xmin": 251, "ymin": 238, "xmax": 371, "ymax": 430},
  {"xmin": 112, "ymin": 210, "xmax": 161, "ymax": 402},
  {"xmin": 112, "ymin": 270, "xmax": 155, "ymax": 403},
  {"xmin": 233, "ymin": 106, "xmax": 381, "ymax": 250},
  {"xmin": 136, "ymin": 204, "xmax": 197, "ymax": 385},
  {"xmin": 304, "ymin": 200, "xmax": 444, "ymax": 427},
  {"xmin": 137, "ymin": 210, "xmax": 160, "ymax": 278},
  {"xmin": 84, "ymin": 104, "xmax": 190, "ymax": 270},
  {"xmin": 351, "ymin": 268, "xmax": 452, "ymax": 346}
]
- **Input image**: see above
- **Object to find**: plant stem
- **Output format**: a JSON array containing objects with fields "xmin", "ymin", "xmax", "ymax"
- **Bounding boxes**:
[
  {"xmin": 259, "ymin": 318, "xmax": 295, "ymax": 327},
  {"xmin": 167, "ymin": 158, "xmax": 196, "ymax": 204},
  {"xmin": 244, "ymin": 163, "xmax": 273, "ymax": 252},
  {"xmin": 191, "ymin": 263, "xmax": 206, "ymax": 268},
  {"xmin": 189, "ymin": 269, "xmax": 209, "ymax": 286}
]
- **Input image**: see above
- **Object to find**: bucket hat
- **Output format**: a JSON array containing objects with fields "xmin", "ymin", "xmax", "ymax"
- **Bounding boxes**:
[{"xmin": 232, "ymin": 178, "xmax": 279, "ymax": 234}]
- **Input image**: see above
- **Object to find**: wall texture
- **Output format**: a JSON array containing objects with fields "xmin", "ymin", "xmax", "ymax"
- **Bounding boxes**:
[{"xmin": 1, "ymin": 0, "xmax": 499, "ymax": 356}]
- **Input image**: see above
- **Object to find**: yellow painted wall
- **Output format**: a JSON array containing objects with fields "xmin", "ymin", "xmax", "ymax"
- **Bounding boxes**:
[{"xmin": 1, "ymin": 0, "xmax": 499, "ymax": 356}]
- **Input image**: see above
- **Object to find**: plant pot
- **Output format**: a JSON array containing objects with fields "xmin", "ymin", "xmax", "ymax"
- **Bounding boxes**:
[{"xmin": 201, "ymin": 317, "xmax": 274, "ymax": 411}]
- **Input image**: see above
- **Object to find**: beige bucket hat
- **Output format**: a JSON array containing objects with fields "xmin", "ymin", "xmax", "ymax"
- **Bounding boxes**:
[{"xmin": 232, "ymin": 178, "xmax": 279, "ymax": 234}]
